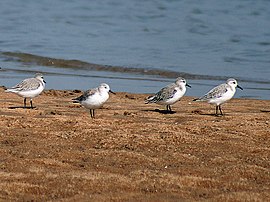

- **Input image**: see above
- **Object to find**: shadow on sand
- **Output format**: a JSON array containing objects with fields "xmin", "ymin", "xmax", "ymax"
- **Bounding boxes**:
[
  {"xmin": 8, "ymin": 106, "xmax": 36, "ymax": 109},
  {"xmin": 143, "ymin": 109, "xmax": 176, "ymax": 114},
  {"xmin": 191, "ymin": 110, "xmax": 226, "ymax": 117}
]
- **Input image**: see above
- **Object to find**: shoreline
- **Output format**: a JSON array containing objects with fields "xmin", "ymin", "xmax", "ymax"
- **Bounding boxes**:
[
  {"xmin": 2, "ymin": 51, "xmax": 270, "ymax": 84},
  {"xmin": 1, "ymin": 51, "xmax": 270, "ymax": 100},
  {"xmin": 0, "ymin": 87, "xmax": 269, "ymax": 201}
]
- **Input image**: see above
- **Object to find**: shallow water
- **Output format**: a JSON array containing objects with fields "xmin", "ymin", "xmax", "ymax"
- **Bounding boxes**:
[{"xmin": 0, "ymin": 0, "xmax": 270, "ymax": 99}]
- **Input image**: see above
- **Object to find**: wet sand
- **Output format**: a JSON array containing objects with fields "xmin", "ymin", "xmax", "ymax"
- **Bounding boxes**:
[
  {"xmin": 2, "ymin": 52, "xmax": 227, "ymax": 80},
  {"xmin": 0, "ymin": 86, "xmax": 269, "ymax": 201}
]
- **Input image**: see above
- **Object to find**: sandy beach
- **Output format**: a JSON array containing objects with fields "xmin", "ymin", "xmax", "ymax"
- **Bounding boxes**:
[{"xmin": 0, "ymin": 86, "xmax": 269, "ymax": 201}]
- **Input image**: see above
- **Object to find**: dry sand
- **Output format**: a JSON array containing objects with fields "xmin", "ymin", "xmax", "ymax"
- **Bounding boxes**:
[{"xmin": 0, "ymin": 86, "xmax": 269, "ymax": 201}]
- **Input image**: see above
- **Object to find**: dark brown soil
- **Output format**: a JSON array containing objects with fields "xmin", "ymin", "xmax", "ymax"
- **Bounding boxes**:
[{"xmin": 0, "ymin": 87, "xmax": 269, "ymax": 201}]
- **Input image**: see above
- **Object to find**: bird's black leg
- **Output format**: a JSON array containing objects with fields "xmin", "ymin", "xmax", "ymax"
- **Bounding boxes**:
[
  {"xmin": 215, "ymin": 106, "xmax": 219, "ymax": 116},
  {"xmin": 90, "ymin": 109, "xmax": 95, "ymax": 118},
  {"xmin": 219, "ymin": 105, "xmax": 223, "ymax": 116},
  {"xmin": 166, "ymin": 105, "xmax": 172, "ymax": 112},
  {"xmin": 90, "ymin": 109, "xmax": 93, "ymax": 118},
  {"xmin": 30, "ymin": 99, "xmax": 33, "ymax": 109},
  {"xmin": 24, "ymin": 98, "xmax": 27, "ymax": 108}
]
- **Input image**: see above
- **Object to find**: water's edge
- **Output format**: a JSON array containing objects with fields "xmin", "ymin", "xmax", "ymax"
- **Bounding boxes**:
[
  {"xmin": 1, "ymin": 51, "xmax": 270, "ymax": 100},
  {"xmin": 2, "ymin": 51, "xmax": 270, "ymax": 85},
  {"xmin": 0, "ymin": 52, "xmax": 241, "ymax": 81}
]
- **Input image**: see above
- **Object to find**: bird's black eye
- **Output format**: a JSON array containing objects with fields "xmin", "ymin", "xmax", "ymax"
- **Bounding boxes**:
[{"xmin": 233, "ymin": 82, "xmax": 236, "ymax": 84}]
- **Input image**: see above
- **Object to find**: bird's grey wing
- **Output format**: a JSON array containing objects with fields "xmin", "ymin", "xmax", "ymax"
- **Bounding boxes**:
[
  {"xmin": 73, "ymin": 89, "xmax": 97, "ymax": 102},
  {"xmin": 150, "ymin": 84, "xmax": 177, "ymax": 102},
  {"xmin": 11, "ymin": 78, "xmax": 40, "ymax": 91},
  {"xmin": 199, "ymin": 84, "xmax": 228, "ymax": 100}
]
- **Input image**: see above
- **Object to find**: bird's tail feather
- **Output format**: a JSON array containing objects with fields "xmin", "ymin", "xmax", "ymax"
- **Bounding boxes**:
[
  {"xmin": 72, "ymin": 98, "xmax": 80, "ymax": 103},
  {"xmin": 5, "ymin": 89, "xmax": 17, "ymax": 93},
  {"xmin": 145, "ymin": 95, "xmax": 155, "ymax": 104}
]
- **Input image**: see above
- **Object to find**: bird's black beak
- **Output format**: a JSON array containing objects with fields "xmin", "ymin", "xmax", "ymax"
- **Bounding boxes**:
[
  {"xmin": 109, "ymin": 90, "xmax": 116, "ymax": 95},
  {"xmin": 237, "ymin": 85, "xmax": 243, "ymax": 90},
  {"xmin": 44, "ymin": 80, "xmax": 46, "ymax": 84},
  {"xmin": 186, "ymin": 83, "xmax": 191, "ymax": 88}
]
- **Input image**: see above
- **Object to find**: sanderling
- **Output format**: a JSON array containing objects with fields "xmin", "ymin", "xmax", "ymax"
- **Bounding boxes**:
[
  {"xmin": 73, "ymin": 83, "xmax": 115, "ymax": 118},
  {"xmin": 145, "ymin": 77, "xmax": 191, "ymax": 112},
  {"xmin": 193, "ymin": 78, "xmax": 243, "ymax": 116},
  {"xmin": 5, "ymin": 73, "xmax": 46, "ymax": 109}
]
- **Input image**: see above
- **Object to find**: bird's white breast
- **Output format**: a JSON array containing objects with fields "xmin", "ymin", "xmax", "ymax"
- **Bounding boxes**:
[
  {"xmin": 81, "ymin": 92, "xmax": 109, "ymax": 109},
  {"xmin": 163, "ymin": 87, "xmax": 186, "ymax": 105},
  {"xmin": 208, "ymin": 87, "xmax": 235, "ymax": 106}
]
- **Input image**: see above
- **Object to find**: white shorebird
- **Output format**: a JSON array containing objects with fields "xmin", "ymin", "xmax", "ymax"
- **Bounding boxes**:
[
  {"xmin": 72, "ymin": 83, "xmax": 115, "ymax": 118},
  {"xmin": 5, "ymin": 73, "xmax": 46, "ymax": 109},
  {"xmin": 193, "ymin": 78, "xmax": 243, "ymax": 116},
  {"xmin": 145, "ymin": 77, "xmax": 191, "ymax": 112}
]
